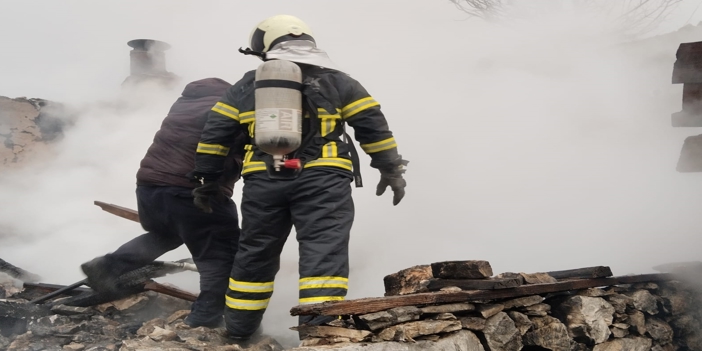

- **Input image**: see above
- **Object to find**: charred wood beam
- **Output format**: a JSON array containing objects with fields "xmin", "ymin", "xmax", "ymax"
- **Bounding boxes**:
[
  {"xmin": 290, "ymin": 273, "xmax": 675, "ymax": 317},
  {"xmin": 546, "ymin": 266, "xmax": 613, "ymax": 280},
  {"xmin": 143, "ymin": 281, "xmax": 197, "ymax": 302}
]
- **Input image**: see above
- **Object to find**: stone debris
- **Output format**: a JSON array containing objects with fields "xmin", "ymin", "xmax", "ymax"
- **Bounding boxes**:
[{"xmin": 287, "ymin": 260, "xmax": 702, "ymax": 351}]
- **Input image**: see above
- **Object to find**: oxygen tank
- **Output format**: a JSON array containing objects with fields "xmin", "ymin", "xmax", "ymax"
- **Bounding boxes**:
[{"xmin": 254, "ymin": 60, "xmax": 303, "ymax": 162}]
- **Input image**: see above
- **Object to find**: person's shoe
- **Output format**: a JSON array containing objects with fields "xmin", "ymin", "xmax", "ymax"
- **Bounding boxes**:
[{"xmin": 80, "ymin": 257, "xmax": 120, "ymax": 294}]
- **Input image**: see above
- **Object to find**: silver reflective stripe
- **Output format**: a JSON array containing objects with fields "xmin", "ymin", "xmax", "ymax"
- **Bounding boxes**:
[
  {"xmin": 225, "ymin": 296, "xmax": 270, "ymax": 311},
  {"xmin": 212, "ymin": 102, "xmax": 239, "ymax": 120},
  {"xmin": 229, "ymin": 279, "xmax": 274, "ymax": 293},
  {"xmin": 304, "ymin": 158, "xmax": 352, "ymax": 169},
  {"xmin": 299, "ymin": 296, "xmax": 345, "ymax": 305},
  {"xmin": 361, "ymin": 137, "xmax": 397, "ymax": 153},
  {"xmin": 343, "ymin": 98, "xmax": 378, "ymax": 119},
  {"xmin": 299, "ymin": 277, "xmax": 348, "ymax": 290}
]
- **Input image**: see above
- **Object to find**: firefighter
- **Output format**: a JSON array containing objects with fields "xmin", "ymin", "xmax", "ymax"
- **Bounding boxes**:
[
  {"xmin": 190, "ymin": 15, "xmax": 408, "ymax": 339},
  {"xmin": 81, "ymin": 77, "xmax": 245, "ymax": 328}
]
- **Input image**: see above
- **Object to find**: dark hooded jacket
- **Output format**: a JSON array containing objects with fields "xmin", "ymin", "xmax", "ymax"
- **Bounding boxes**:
[{"xmin": 136, "ymin": 78, "xmax": 243, "ymax": 197}]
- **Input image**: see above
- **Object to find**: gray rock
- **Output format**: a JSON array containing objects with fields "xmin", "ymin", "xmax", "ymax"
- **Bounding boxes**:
[
  {"xmin": 50, "ymin": 305, "xmax": 93, "ymax": 317},
  {"xmin": 376, "ymin": 319, "xmax": 462, "ymax": 342},
  {"xmin": 507, "ymin": 311, "xmax": 532, "ymax": 335},
  {"xmin": 628, "ymin": 310, "xmax": 646, "ymax": 335},
  {"xmin": 482, "ymin": 312, "xmax": 523, "ymax": 351},
  {"xmin": 459, "ymin": 316, "xmax": 486, "ymax": 331},
  {"xmin": 478, "ymin": 304, "xmax": 505, "ymax": 318},
  {"xmin": 502, "ymin": 296, "xmax": 544, "ymax": 310},
  {"xmin": 605, "ymin": 294, "xmax": 633, "ymax": 314},
  {"xmin": 627, "ymin": 290, "xmax": 659, "ymax": 315},
  {"xmin": 645, "ymin": 318, "xmax": 673, "ymax": 344},
  {"xmin": 523, "ymin": 316, "xmax": 570, "ymax": 351},
  {"xmin": 557, "ymin": 296, "xmax": 614, "ymax": 344},
  {"xmin": 592, "ymin": 337, "xmax": 652, "ymax": 351},
  {"xmin": 421, "ymin": 303, "xmax": 475, "ymax": 314},
  {"xmin": 291, "ymin": 330, "xmax": 485, "ymax": 351},
  {"xmin": 357, "ymin": 306, "xmax": 421, "ymax": 331}
]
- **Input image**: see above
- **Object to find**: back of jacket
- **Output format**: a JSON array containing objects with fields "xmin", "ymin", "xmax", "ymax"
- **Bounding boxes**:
[
  {"xmin": 194, "ymin": 65, "xmax": 400, "ymax": 179},
  {"xmin": 136, "ymin": 78, "xmax": 242, "ymax": 197}
]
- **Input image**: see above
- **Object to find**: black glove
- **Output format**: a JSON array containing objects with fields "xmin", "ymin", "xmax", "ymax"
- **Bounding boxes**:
[
  {"xmin": 376, "ymin": 158, "xmax": 409, "ymax": 206},
  {"xmin": 192, "ymin": 181, "xmax": 227, "ymax": 213}
]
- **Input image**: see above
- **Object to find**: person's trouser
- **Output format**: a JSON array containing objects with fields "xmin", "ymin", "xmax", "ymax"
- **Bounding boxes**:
[
  {"xmin": 224, "ymin": 170, "xmax": 354, "ymax": 337},
  {"xmin": 104, "ymin": 185, "xmax": 240, "ymax": 326}
]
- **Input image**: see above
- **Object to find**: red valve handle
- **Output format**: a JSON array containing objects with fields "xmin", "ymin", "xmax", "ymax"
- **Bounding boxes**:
[{"xmin": 284, "ymin": 159, "xmax": 302, "ymax": 169}]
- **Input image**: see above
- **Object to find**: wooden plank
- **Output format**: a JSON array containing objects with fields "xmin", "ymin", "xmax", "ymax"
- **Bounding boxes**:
[
  {"xmin": 546, "ymin": 266, "xmax": 613, "ymax": 280},
  {"xmin": 431, "ymin": 260, "xmax": 493, "ymax": 279},
  {"xmin": 94, "ymin": 201, "xmax": 140, "ymax": 223},
  {"xmin": 427, "ymin": 277, "xmax": 522, "ymax": 291},
  {"xmin": 289, "ymin": 273, "xmax": 674, "ymax": 317}
]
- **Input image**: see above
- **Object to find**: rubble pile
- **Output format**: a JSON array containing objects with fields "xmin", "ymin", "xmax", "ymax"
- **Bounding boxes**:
[
  {"xmin": 288, "ymin": 260, "xmax": 702, "ymax": 351},
  {"xmin": 0, "ymin": 259, "xmax": 284, "ymax": 351},
  {"xmin": 0, "ymin": 96, "xmax": 71, "ymax": 167},
  {"xmin": 1, "ymin": 288, "xmax": 282, "ymax": 351}
]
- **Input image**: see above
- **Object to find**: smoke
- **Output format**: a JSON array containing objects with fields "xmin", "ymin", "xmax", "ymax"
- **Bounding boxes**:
[{"xmin": 1, "ymin": 0, "xmax": 702, "ymax": 347}]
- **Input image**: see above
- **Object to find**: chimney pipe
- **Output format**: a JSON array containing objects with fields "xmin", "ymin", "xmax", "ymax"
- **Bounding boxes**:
[
  {"xmin": 127, "ymin": 39, "xmax": 171, "ymax": 76},
  {"xmin": 122, "ymin": 39, "xmax": 179, "ymax": 90}
]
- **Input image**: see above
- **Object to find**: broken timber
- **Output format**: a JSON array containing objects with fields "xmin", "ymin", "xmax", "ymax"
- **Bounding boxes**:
[
  {"xmin": 545, "ymin": 266, "xmax": 613, "ymax": 280},
  {"xmin": 290, "ymin": 273, "xmax": 674, "ymax": 316},
  {"xmin": 94, "ymin": 200, "xmax": 140, "ymax": 223}
]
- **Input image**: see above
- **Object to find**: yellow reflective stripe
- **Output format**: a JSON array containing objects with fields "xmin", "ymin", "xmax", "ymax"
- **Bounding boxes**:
[
  {"xmin": 318, "ymin": 108, "xmax": 341, "ymax": 137},
  {"xmin": 299, "ymin": 276, "xmax": 348, "ymax": 290},
  {"xmin": 299, "ymin": 296, "xmax": 345, "ymax": 305},
  {"xmin": 360, "ymin": 137, "xmax": 397, "ymax": 154},
  {"xmin": 242, "ymin": 162, "xmax": 266, "ymax": 174},
  {"xmin": 212, "ymin": 102, "xmax": 239, "ymax": 121},
  {"xmin": 322, "ymin": 142, "xmax": 338, "ymax": 158},
  {"xmin": 304, "ymin": 157, "xmax": 352, "ymax": 171},
  {"xmin": 317, "ymin": 108, "xmax": 341, "ymax": 118},
  {"xmin": 341, "ymin": 97, "xmax": 379, "ymax": 119},
  {"xmin": 196, "ymin": 143, "xmax": 230, "ymax": 156},
  {"xmin": 229, "ymin": 278, "xmax": 274, "ymax": 293},
  {"xmin": 244, "ymin": 145, "xmax": 254, "ymax": 163},
  {"xmin": 240, "ymin": 111, "xmax": 255, "ymax": 124},
  {"xmin": 225, "ymin": 296, "xmax": 270, "ymax": 311}
]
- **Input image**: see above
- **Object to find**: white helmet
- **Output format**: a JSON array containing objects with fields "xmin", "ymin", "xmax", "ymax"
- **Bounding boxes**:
[{"xmin": 248, "ymin": 15, "xmax": 315, "ymax": 54}]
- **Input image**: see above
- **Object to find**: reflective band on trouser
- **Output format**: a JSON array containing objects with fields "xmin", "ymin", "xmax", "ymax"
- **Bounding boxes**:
[
  {"xmin": 341, "ymin": 97, "xmax": 379, "ymax": 119},
  {"xmin": 196, "ymin": 142, "xmax": 230, "ymax": 156},
  {"xmin": 322, "ymin": 142, "xmax": 338, "ymax": 158},
  {"xmin": 226, "ymin": 279, "xmax": 274, "ymax": 311},
  {"xmin": 304, "ymin": 157, "xmax": 352, "ymax": 171},
  {"xmin": 299, "ymin": 276, "xmax": 348, "ymax": 290},
  {"xmin": 360, "ymin": 137, "xmax": 397, "ymax": 154},
  {"xmin": 225, "ymin": 296, "xmax": 270, "ymax": 311},
  {"xmin": 212, "ymin": 102, "xmax": 240, "ymax": 120},
  {"xmin": 299, "ymin": 296, "xmax": 345, "ymax": 305},
  {"xmin": 229, "ymin": 278, "xmax": 274, "ymax": 293},
  {"xmin": 299, "ymin": 276, "xmax": 348, "ymax": 305}
]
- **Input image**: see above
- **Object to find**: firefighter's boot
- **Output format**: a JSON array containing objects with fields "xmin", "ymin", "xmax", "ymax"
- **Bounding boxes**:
[{"xmin": 80, "ymin": 256, "xmax": 121, "ymax": 295}]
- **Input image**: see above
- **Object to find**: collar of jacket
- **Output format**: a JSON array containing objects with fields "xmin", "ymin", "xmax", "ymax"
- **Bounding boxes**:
[{"xmin": 265, "ymin": 41, "xmax": 345, "ymax": 73}]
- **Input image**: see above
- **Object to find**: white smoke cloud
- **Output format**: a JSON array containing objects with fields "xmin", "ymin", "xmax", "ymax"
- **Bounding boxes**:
[{"xmin": 1, "ymin": 0, "xmax": 702, "ymax": 347}]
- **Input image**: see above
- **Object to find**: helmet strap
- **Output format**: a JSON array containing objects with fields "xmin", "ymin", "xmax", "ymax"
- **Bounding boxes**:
[{"xmin": 238, "ymin": 47, "xmax": 267, "ymax": 60}]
